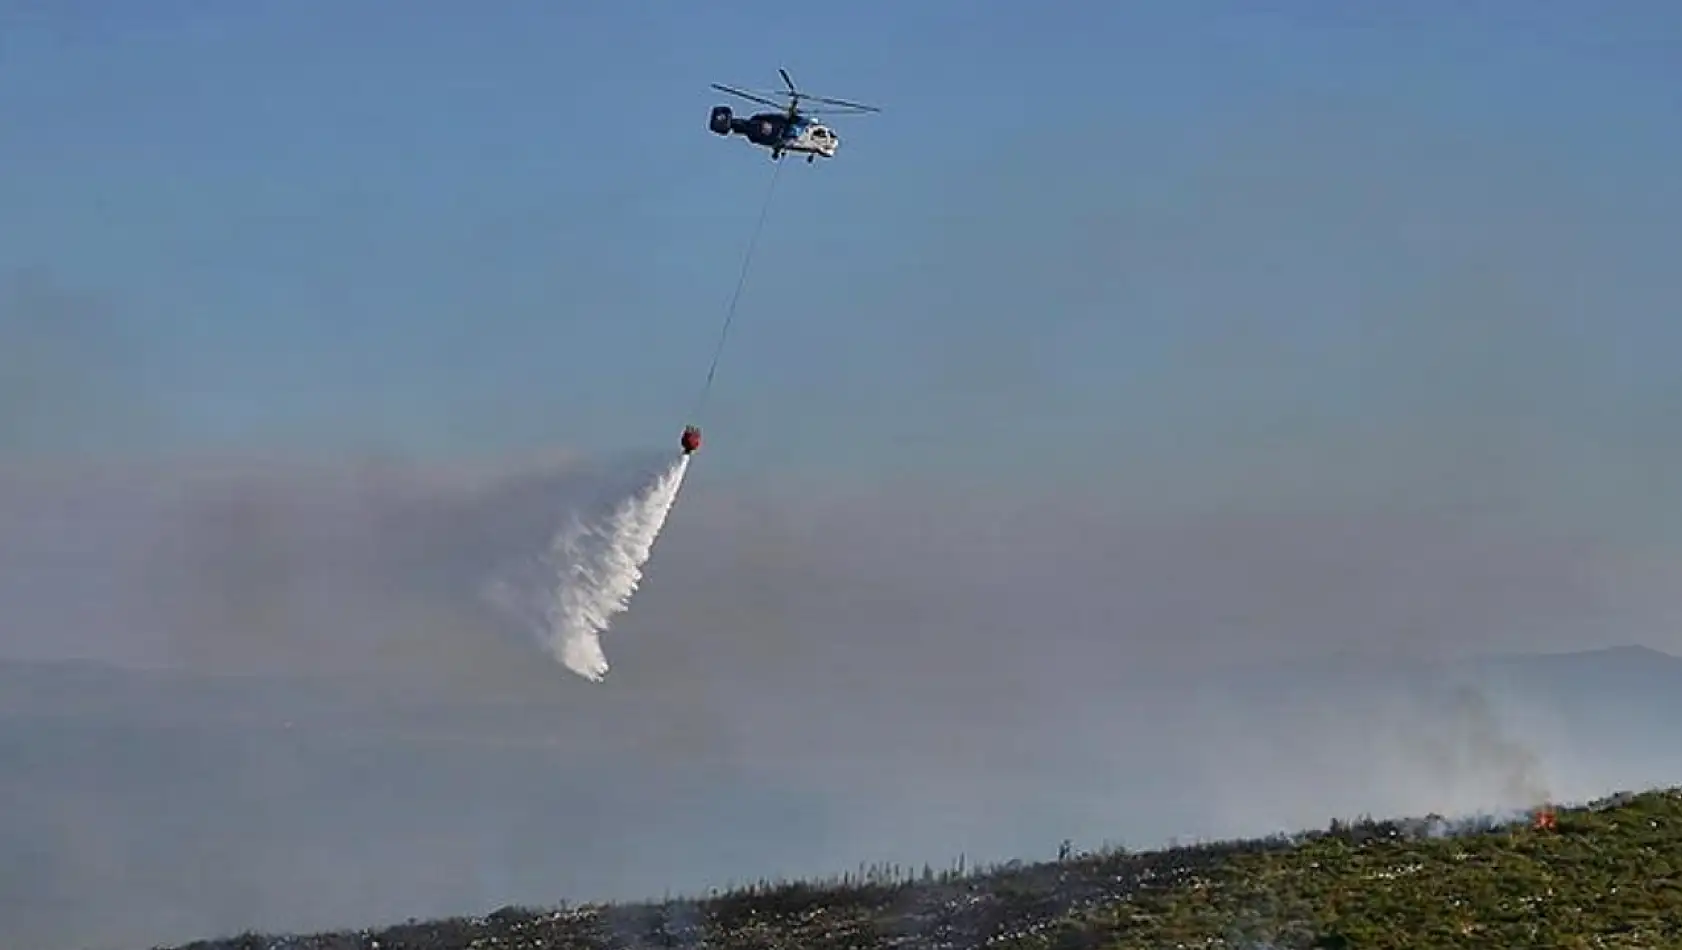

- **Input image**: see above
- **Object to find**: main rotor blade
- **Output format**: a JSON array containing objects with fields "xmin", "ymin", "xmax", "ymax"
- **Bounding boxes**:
[
  {"xmin": 779, "ymin": 67, "xmax": 796, "ymax": 92},
  {"xmin": 803, "ymin": 106, "xmax": 877, "ymax": 116},
  {"xmin": 711, "ymin": 83, "xmax": 785, "ymax": 109},
  {"xmin": 804, "ymin": 93, "xmax": 881, "ymax": 112}
]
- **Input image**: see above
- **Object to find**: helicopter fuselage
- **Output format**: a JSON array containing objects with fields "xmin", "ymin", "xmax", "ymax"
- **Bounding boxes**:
[{"xmin": 709, "ymin": 106, "xmax": 837, "ymax": 160}]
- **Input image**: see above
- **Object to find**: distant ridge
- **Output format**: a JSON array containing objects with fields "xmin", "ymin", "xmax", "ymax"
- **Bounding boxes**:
[
  {"xmin": 4, "ymin": 642, "xmax": 1676, "ymax": 689},
  {"xmin": 1473, "ymin": 642, "xmax": 1682, "ymax": 665}
]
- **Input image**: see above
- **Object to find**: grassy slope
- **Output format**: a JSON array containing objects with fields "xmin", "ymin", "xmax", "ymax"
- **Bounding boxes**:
[{"xmin": 161, "ymin": 787, "xmax": 1682, "ymax": 950}]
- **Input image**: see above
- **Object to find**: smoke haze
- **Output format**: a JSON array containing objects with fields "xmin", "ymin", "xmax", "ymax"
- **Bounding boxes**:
[{"xmin": 3, "ymin": 437, "xmax": 1682, "ymax": 948}]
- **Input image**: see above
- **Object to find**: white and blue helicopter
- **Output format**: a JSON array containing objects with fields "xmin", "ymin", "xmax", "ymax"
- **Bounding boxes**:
[{"xmin": 708, "ymin": 68, "xmax": 880, "ymax": 163}]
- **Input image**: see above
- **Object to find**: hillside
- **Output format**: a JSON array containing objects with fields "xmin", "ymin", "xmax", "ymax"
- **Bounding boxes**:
[
  {"xmin": 159, "ymin": 786, "xmax": 1682, "ymax": 950},
  {"xmin": 10, "ymin": 647, "xmax": 1682, "ymax": 949}
]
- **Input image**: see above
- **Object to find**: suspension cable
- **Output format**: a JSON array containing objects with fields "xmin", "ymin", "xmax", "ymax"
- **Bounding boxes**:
[{"xmin": 692, "ymin": 159, "xmax": 784, "ymax": 419}]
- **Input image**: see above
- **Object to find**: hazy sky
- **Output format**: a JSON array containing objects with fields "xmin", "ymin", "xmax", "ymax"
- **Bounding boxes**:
[
  {"xmin": 5, "ymin": 0, "xmax": 1682, "ymax": 693},
  {"xmin": 7, "ymin": 1, "xmax": 1680, "ymax": 634},
  {"xmin": 4, "ymin": 6, "xmax": 1682, "ymax": 943}
]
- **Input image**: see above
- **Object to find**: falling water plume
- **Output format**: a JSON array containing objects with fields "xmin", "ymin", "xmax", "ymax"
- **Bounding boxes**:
[{"xmin": 486, "ymin": 453, "xmax": 690, "ymax": 681}]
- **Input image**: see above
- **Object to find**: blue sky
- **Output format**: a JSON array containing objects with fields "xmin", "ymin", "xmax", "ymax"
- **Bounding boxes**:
[{"xmin": 3, "ymin": 2, "xmax": 1680, "ymax": 502}]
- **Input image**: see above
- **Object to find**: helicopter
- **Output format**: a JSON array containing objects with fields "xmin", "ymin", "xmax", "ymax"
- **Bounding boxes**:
[{"xmin": 708, "ymin": 68, "xmax": 880, "ymax": 163}]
